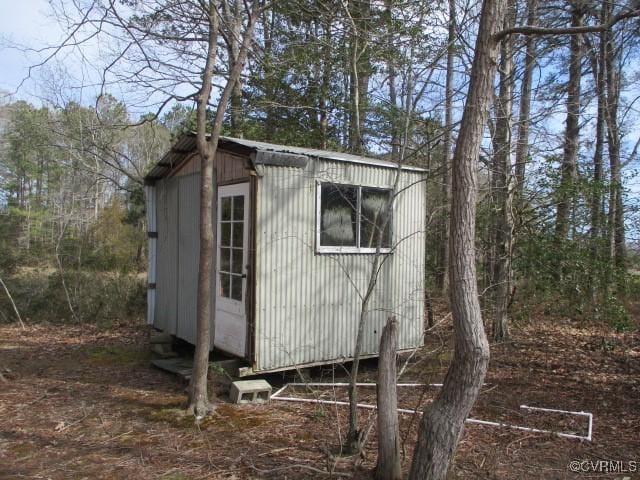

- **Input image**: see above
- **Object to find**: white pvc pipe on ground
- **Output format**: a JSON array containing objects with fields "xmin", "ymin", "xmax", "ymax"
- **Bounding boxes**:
[{"xmin": 270, "ymin": 383, "xmax": 593, "ymax": 441}]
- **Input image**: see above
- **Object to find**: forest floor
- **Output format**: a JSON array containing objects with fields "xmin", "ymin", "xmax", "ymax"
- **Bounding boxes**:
[{"xmin": 0, "ymin": 305, "xmax": 638, "ymax": 479}]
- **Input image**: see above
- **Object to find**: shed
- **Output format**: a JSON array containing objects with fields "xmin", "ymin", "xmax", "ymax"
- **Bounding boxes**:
[{"xmin": 144, "ymin": 134, "xmax": 427, "ymax": 375}]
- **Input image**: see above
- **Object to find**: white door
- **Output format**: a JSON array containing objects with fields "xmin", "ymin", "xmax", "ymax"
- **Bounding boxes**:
[{"xmin": 215, "ymin": 183, "xmax": 250, "ymax": 357}]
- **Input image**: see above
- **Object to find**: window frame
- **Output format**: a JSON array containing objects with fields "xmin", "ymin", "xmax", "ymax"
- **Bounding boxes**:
[{"xmin": 315, "ymin": 181, "xmax": 393, "ymax": 254}]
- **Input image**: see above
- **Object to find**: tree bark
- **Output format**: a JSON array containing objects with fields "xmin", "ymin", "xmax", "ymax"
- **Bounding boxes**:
[
  {"xmin": 319, "ymin": 15, "xmax": 332, "ymax": 149},
  {"xmin": 375, "ymin": 317, "xmax": 401, "ymax": 480},
  {"xmin": 514, "ymin": 0, "xmax": 537, "ymax": 199},
  {"xmin": 603, "ymin": 2, "xmax": 625, "ymax": 274},
  {"xmin": 226, "ymin": 0, "xmax": 244, "ymax": 138},
  {"xmin": 189, "ymin": 0, "xmax": 220, "ymax": 419},
  {"xmin": 490, "ymin": 0, "xmax": 516, "ymax": 342},
  {"xmin": 347, "ymin": 0, "xmax": 371, "ymax": 154},
  {"xmin": 587, "ymin": 4, "xmax": 607, "ymax": 298},
  {"xmin": 436, "ymin": 0, "xmax": 456, "ymax": 293},
  {"xmin": 408, "ymin": 0, "xmax": 505, "ymax": 476},
  {"xmin": 188, "ymin": 0, "xmax": 259, "ymax": 419},
  {"xmin": 554, "ymin": 2, "xmax": 583, "ymax": 248}
]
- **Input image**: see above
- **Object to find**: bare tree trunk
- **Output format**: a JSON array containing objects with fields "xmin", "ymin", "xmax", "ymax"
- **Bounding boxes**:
[
  {"xmin": 188, "ymin": 0, "xmax": 259, "ymax": 419},
  {"xmin": 383, "ymin": 0, "xmax": 399, "ymax": 161},
  {"xmin": 346, "ymin": 168, "xmax": 402, "ymax": 454},
  {"xmin": 188, "ymin": 0, "xmax": 220, "ymax": 419},
  {"xmin": 514, "ymin": 0, "xmax": 537, "ymax": 199},
  {"xmin": 436, "ymin": 0, "xmax": 456, "ymax": 293},
  {"xmin": 603, "ymin": 4, "xmax": 625, "ymax": 274},
  {"xmin": 319, "ymin": 15, "xmax": 332, "ymax": 149},
  {"xmin": 588, "ymin": 5, "xmax": 606, "ymax": 299},
  {"xmin": 0, "ymin": 276, "xmax": 25, "ymax": 329},
  {"xmin": 376, "ymin": 317, "xmax": 401, "ymax": 480},
  {"xmin": 554, "ymin": 2, "xmax": 583, "ymax": 248},
  {"xmin": 226, "ymin": 0, "xmax": 244, "ymax": 138},
  {"xmin": 408, "ymin": 0, "xmax": 505, "ymax": 476},
  {"xmin": 346, "ymin": 0, "xmax": 370, "ymax": 154},
  {"xmin": 491, "ymin": 0, "xmax": 516, "ymax": 342}
]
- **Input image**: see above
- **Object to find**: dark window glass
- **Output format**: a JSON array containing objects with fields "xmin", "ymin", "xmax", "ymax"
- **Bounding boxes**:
[
  {"xmin": 220, "ymin": 222, "xmax": 231, "ymax": 247},
  {"xmin": 360, "ymin": 187, "xmax": 391, "ymax": 248},
  {"xmin": 233, "ymin": 195, "xmax": 244, "ymax": 221},
  {"xmin": 320, "ymin": 184, "xmax": 357, "ymax": 247},
  {"xmin": 232, "ymin": 222, "xmax": 243, "ymax": 247},
  {"xmin": 231, "ymin": 276, "xmax": 243, "ymax": 301},
  {"xmin": 231, "ymin": 248, "xmax": 243, "ymax": 274},
  {"xmin": 221, "ymin": 197, "xmax": 232, "ymax": 221},
  {"xmin": 220, "ymin": 248, "xmax": 231, "ymax": 272},
  {"xmin": 220, "ymin": 273, "xmax": 231, "ymax": 298}
]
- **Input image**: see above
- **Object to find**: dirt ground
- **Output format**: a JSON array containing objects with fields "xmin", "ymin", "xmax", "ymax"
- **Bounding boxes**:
[{"xmin": 1, "ymin": 308, "xmax": 638, "ymax": 479}]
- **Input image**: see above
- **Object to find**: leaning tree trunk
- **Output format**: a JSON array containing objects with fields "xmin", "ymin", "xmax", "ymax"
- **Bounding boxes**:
[{"xmin": 408, "ymin": 0, "xmax": 505, "ymax": 477}]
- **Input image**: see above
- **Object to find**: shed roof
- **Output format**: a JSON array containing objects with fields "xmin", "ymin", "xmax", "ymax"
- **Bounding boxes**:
[{"xmin": 145, "ymin": 134, "xmax": 427, "ymax": 180}]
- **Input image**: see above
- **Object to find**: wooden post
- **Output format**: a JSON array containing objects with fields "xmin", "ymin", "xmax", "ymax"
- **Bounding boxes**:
[{"xmin": 376, "ymin": 316, "xmax": 401, "ymax": 480}]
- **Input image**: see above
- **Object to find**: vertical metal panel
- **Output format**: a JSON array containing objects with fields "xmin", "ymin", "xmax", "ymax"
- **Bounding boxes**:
[
  {"xmin": 154, "ymin": 180, "xmax": 167, "ymax": 331},
  {"xmin": 254, "ymin": 160, "xmax": 426, "ymax": 371},
  {"xmin": 145, "ymin": 184, "xmax": 157, "ymax": 325},
  {"xmin": 155, "ymin": 178, "xmax": 179, "ymax": 334},
  {"xmin": 176, "ymin": 173, "xmax": 201, "ymax": 345}
]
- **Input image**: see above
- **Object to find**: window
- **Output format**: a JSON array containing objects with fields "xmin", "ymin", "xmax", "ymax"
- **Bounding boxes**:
[
  {"xmin": 219, "ymin": 194, "xmax": 245, "ymax": 301},
  {"xmin": 316, "ymin": 183, "xmax": 392, "ymax": 253}
]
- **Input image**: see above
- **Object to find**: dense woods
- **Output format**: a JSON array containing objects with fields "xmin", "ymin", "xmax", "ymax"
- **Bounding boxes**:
[
  {"xmin": 2, "ymin": 0, "xmax": 638, "ymax": 330},
  {"xmin": 1, "ymin": 0, "xmax": 639, "ymax": 477}
]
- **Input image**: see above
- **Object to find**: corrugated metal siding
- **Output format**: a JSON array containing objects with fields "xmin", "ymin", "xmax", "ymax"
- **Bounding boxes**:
[
  {"xmin": 153, "ymin": 149, "xmax": 250, "ymax": 346},
  {"xmin": 155, "ymin": 179, "xmax": 179, "ymax": 334},
  {"xmin": 254, "ymin": 160, "xmax": 425, "ymax": 371},
  {"xmin": 176, "ymin": 173, "xmax": 200, "ymax": 344},
  {"xmin": 145, "ymin": 185, "xmax": 157, "ymax": 325}
]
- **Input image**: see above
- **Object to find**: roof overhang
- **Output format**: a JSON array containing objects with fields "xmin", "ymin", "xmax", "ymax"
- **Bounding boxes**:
[{"xmin": 145, "ymin": 133, "xmax": 428, "ymax": 181}]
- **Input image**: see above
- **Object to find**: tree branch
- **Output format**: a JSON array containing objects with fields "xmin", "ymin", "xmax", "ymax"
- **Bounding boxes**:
[{"xmin": 494, "ymin": 7, "xmax": 639, "ymax": 40}]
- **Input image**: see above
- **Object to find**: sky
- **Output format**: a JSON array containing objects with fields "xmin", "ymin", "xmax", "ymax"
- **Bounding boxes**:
[{"xmin": 0, "ymin": 0, "xmax": 64, "ymax": 102}]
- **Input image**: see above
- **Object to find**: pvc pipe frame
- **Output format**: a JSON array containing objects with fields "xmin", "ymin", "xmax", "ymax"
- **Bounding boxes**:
[{"xmin": 270, "ymin": 383, "xmax": 593, "ymax": 442}]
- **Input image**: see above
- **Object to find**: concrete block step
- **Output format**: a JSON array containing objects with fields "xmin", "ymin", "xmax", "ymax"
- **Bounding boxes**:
[{"xmin": 229, "ymin": 379, "xmax": 272, "ymax": 404}]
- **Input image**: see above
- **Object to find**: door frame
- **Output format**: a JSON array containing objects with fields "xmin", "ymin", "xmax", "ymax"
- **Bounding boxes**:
[{"xmin": 215, "ymin": 181, "xmax": 251, "ymax": 358}]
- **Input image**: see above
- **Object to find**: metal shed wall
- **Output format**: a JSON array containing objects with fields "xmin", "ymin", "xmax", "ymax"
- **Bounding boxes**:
[
  {"xmin": 145, "ymin": 184, "xmax": 157, "ymax": 325},
  {"xmin": 155, "ymin": 178, "xmax": 179, "ymax": 334},
  {"xmin": 153, "ymin": 150, "xmax": 252, "ymax": 345},
  {"xmin": 253, "ymin": 159, "xmax": 426, "ymax": 372},
  {"xmin": 176, "ymin": 173, "xmax": 201, "ymax": 345}
]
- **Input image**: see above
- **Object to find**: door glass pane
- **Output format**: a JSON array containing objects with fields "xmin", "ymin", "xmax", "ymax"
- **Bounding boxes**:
[
  {"xmin": 231, "ymin": 248, "xmax": 243, "ymax": 274},
  {"xmin": 220, "ymin": 248, "xmax": 231, "ymax": 272},
  {"xmin": 221, "ymin": 197, "xmax": 232, "ymax": 221},
  {"xmin": 233, "ymin": 195, "xmax": 244, "ymax": 221},
  {"xmin": 232, "ymin": 222, "xmax": 243, "ymax": 247},
  {"xmin": 220, "ymin": 222, "xmax": 231, "ymax": 247},
  {"xmin": 220, "ymin": 273, "xmax": 231, "ymax": 298},
  {"xmin": 360, "ymin": 187, "xmax": 391, "ymax": 248},
  {"xmin": 231, "ymin": 275, "xmax": 243, "ymax": 301},
  {"xmin": 320, "ymin": 184, "xmax": 357, "ymax": 247}
]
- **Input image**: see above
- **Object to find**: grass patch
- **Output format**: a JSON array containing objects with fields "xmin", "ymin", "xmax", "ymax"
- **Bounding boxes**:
[{"xmin": 85, "ymin": 345, "xmax": 149, "ymax": 366}]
